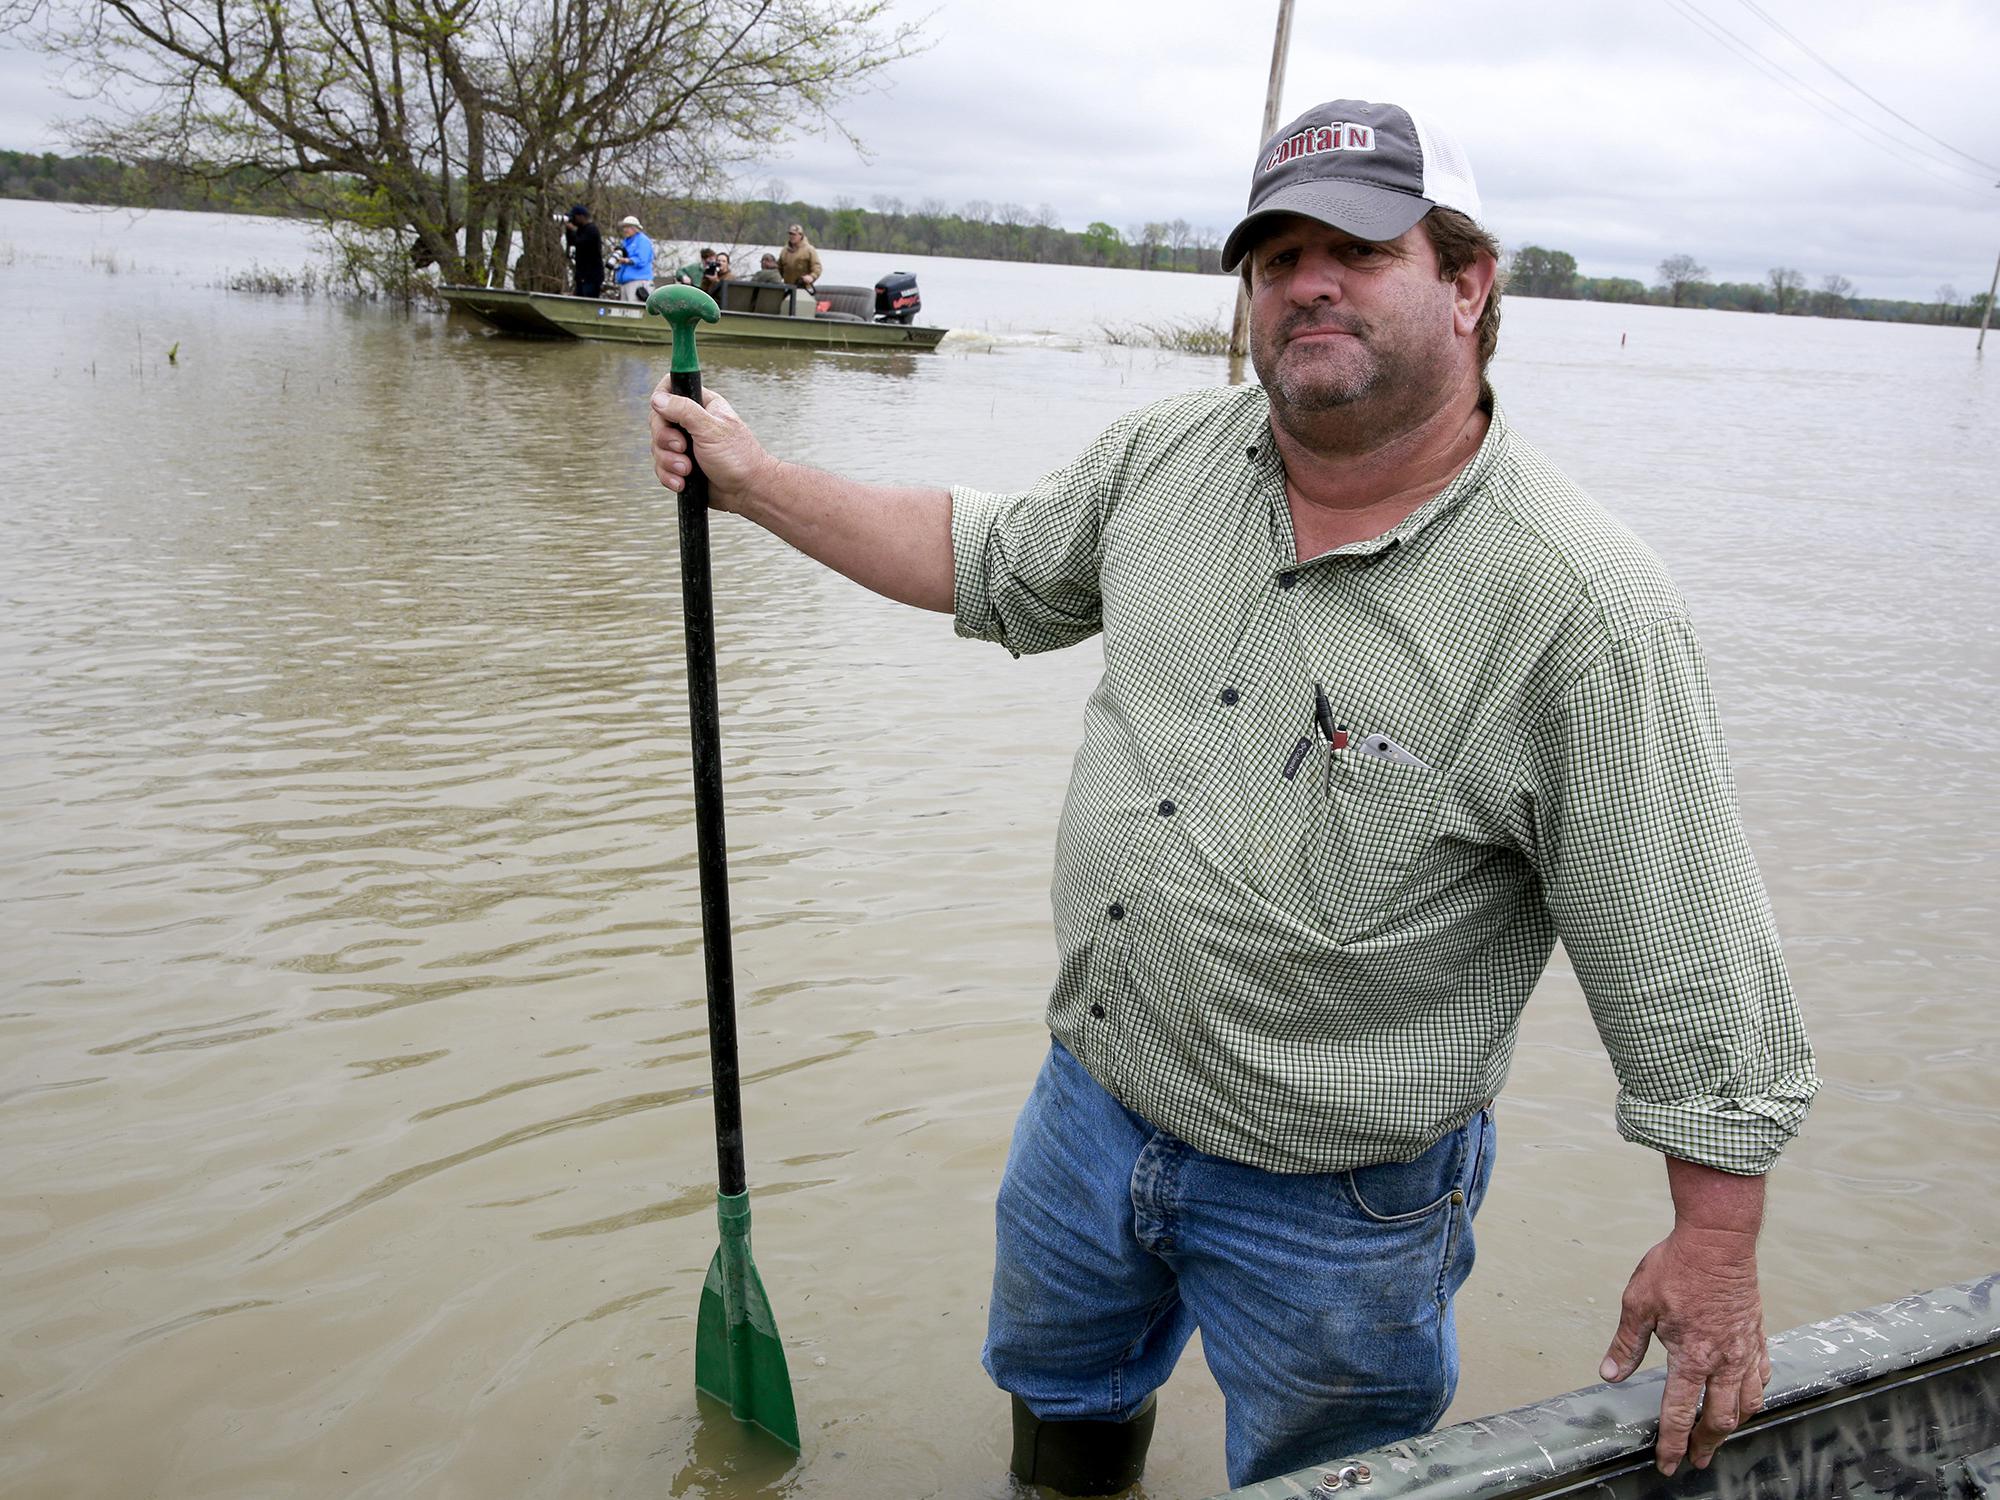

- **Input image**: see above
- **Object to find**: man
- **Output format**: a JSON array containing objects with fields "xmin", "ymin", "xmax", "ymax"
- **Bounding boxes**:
[
  {"xmin": 675, "ymin": 247, "xmax": 719, "ymax": 288},
  {"xmin": 649, "ymin": 99, "xmax": 1816, "ymax": 1495},
  {"xmin": 612, "ymin": 215, "xmax": 655, "ymax": 301},
  {"xmin": 564, "ymin": 205, "xmax": 603, "ymax": 299},
  {"xmin": 777, "ymin": 221, "xmax": 822, "ymax": 288},
  {"xmin": 748, "ymin": 252, "xmax": 785, "ymax": 285}
]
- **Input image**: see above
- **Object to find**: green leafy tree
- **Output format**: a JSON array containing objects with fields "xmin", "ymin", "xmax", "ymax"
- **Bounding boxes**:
[
  {"xmin": 1577, "ymin": 275, "xmax": 1649, "ymax": 304},
  {"xmin": 832, "ymin": 203, "xmax": 866, "ymax": 251},
  {"xmin": 1769, "ymin": 267, "xmax": 1805, "ymax": 315},
  {"xmin": 1081, "ymin": 222, "xmax": 1123, "ymax": 266},
  {"xmin": 1506, "ymin": 245, "xmax": 1578, "ymax": 299}
]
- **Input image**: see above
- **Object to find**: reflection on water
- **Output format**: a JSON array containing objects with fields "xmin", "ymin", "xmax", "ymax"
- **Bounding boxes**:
[{"xmin": 1, "ymin": 199, "xmax": 1996, "ymax": 1498}]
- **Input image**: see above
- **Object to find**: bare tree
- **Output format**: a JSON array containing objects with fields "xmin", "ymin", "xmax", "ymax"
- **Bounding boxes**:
[
  {"xmin": 1656, "ymin": 253, "xmax": 1709, "ymax": 309},
  {"xmin": 1811, "ymin": 273, "xmax": 1855, "ymax": 318},
  {"xmin": 960, "ymin": 197, "xmax": 992, "ymax": 258},
  {"xmin": 1166, "ymin": 217, "xmax": 1191, "ymax": 273},
  {"xmin": 1935, "ymin": 283, "xmax": 1962, "ymax": 325},
  {"xmin": 1768, "ymin": 266, "xmax": 1805, "ymax": 315},
  {"xmin": 870, "ymin": 194, "xmax": 904, "ymax": 249},
  {"xmin": 5, "ymin": 0, "xmax": 924, "ymax": 286},
  {"xmin": 995, "ymin": 201, "xmax": 1028, "ymax": 260},
  {"xmin": 1030, "ymin": 202, "xmax": 1062, "ymax": 262},
  {"xmin": 912, "ymin": 196, "xmax": 948, "ymax": 256},
  {"xmin": 1193, "ymin": 225, "xmax": 1221, "ymax": 274}
]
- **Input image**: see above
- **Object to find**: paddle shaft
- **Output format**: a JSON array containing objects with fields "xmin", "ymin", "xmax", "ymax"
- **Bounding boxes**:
[{"xmin": 671, "ymin": 365, "xmax": 747, "ymax": 1199}]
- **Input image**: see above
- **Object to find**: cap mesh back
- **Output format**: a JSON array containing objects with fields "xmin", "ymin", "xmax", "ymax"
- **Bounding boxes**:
[{"xmin": 1407, "ymin": 108, "xmax": 1483, "ymax": 224}]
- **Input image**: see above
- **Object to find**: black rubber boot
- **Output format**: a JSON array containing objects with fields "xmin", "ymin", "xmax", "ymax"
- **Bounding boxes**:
[{"xmin": 1009, "ymin": 1392, "xmax": 1157, "ymax": 1496}]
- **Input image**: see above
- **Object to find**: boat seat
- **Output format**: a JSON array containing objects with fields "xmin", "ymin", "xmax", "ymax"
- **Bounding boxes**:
[
  {"xmin": 719, "ymin": 281, "xmax": 799, "ymax": 316},
  {"xmin": 812, "ymin": 284, "xmax": 874, "ymax": 319}
]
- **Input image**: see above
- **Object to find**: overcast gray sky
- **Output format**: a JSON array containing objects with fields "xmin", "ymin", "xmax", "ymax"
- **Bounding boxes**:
[{"xmin": 5, "ymin": 0, "xmax": 1996, "ymax": 302}]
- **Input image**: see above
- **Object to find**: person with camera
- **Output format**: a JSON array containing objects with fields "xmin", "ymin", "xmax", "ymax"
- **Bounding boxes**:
[
  {"xmin": 612, "ymin": 215, "xmax": 656, "ymax": 302},
  {"xmin": 675, "ymin": 247, "xmax": 720, "ymax": 289},
  {"xmin": 563, "ymin": 206, "xmax": 604, "ymax": 299}
]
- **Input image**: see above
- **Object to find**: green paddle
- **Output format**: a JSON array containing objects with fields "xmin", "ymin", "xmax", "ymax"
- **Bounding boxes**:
[{"xmin": 645, "ymin": 282, "xmax": 801, "ymax": 1453}]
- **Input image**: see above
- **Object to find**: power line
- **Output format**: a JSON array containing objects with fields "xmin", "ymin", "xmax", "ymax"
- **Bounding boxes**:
[
  {"xmin": 1667, "ymin": 0, "xmax": 1989, "ymax": 186},
  {"xmin": 1660, "ymin": 0, "xmax": 1992, "ymax": 197},
  {"xmin": 1733, "ymin": 0, "xmax": 2000, "ymax": 176}
]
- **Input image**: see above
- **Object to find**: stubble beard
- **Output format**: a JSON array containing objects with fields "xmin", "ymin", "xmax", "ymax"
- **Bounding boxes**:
[
  {"xmin": 1255, "ymin": 309, "xmax": 1458, "ymax": 453},
  {"xmin": 1252, "ymin": 309, "xmax": 1378, "ymax": 415}
]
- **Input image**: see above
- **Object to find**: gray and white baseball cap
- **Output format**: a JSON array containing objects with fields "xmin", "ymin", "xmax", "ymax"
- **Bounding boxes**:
[{"xmin": 1222, "ymin": 99, "xmax": 1482, "ymax": 271}]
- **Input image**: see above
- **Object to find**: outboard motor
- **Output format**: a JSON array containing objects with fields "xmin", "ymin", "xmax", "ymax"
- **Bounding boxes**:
[{"xmin": 873, "ymin": 271, "xmax": 921, "ymax": 324}]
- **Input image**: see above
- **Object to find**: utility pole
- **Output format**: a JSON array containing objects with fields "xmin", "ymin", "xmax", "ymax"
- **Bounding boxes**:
[
  {"xmin": 1979, "ymin": 243, "xmax": 1999, "ymax": 353},
  {"xmin": 1227, "ymin": 0, "xmax": 1296, "ymax": 364}
]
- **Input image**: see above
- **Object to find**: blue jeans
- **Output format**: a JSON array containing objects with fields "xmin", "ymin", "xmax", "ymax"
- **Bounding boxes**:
[{"xmin": 983, "ymin": 1040, "xmax": 1495, "ymax": 1489}]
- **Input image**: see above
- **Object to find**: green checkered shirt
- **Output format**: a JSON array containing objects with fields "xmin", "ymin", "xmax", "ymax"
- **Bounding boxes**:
[{"xmin": 949, "ymin": 386, "xmax": 1817, "ymax": 1175}]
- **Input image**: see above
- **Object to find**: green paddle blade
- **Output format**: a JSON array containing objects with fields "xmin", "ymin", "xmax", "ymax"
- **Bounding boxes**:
[{"xmin": 695, "ymin": 1192, "xmax": 800, "ymax": 1452}]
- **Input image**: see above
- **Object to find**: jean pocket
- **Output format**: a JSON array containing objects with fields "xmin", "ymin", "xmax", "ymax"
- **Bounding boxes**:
[
  {"xmin": 1342, "ymin": 1126, "xmax": 1468, "ymax": 1223},
  {"xmin": 1307, "ymin": 754, "xmax": 1444, "ymax": 942}
]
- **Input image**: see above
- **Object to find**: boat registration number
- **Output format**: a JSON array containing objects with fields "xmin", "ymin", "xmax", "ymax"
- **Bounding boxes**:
[{"xmin": 596, "ymin": 306, "xmax": 643, "ymax": 319}]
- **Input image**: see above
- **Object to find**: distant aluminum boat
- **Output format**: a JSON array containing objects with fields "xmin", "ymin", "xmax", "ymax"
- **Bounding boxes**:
[
  {"xmin": 439, "ymin": 280, "xmax": 949, "ymax": 352},
  {"xmin": 1212, "ymin": 1273, "xmax": 2000, "ymax": 1498}
]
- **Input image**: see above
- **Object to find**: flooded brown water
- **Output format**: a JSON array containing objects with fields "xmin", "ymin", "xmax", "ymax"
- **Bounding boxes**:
[{"xmin": 2, "ymin": 201, "xmax": 1997, "ymax": 1498}]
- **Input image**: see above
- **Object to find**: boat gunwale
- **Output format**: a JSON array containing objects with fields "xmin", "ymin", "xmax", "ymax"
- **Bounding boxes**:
[
  {"xmin": 1212, "ymin": 1272, "xmax": 2000, "ymax": 1498},
  {"xmin": 438, "ymin": 282, "xmax": 948, "ymax": 348}
]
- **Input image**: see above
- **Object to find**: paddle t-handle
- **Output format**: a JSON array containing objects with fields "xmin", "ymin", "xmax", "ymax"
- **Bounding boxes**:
[
  {"xmin": 647, "ymin": 281, "xmax": 721, "ymax": 379},
  {"xmin": 648, "ymin": 283, "xmax": 722, "ymax": 511}
]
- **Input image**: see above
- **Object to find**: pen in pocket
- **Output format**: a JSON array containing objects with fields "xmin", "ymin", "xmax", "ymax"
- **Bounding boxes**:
[{"xmin": 1313, "ymin": 681, "xmax": 1348, "ymax": 752}]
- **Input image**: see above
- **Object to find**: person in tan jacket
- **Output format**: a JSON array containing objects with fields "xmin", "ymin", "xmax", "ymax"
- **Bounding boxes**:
[{"xmin": 777, "ymin": 223, "xmax": 823, "ymax": 288}]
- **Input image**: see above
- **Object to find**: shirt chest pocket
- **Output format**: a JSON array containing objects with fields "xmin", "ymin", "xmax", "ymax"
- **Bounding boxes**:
[{"xmin": 1306, "ymin": 753, "xmax": 1446, "ymax": 943}]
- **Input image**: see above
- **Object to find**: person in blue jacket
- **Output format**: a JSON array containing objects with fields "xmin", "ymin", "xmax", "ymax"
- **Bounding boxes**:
[{"xmin": 613, "ymin": 215, "xmax": 655, "ymax": 301}]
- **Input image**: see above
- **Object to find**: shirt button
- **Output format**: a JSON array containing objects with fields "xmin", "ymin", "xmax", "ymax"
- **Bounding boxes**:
[
  {"xmin": 1090, "ymin": 1003, "xmax": 1107, "ymax": 1019},
  {"xmin": 1157, "ymin": 800, "xmax": 1176, "ymax": 817},
  {"xmin": 1107, "ymin": 902, "xmax": 1125, "ymax": 920},
  {"xmin": 1278, "ymin": 571, "xmax": 1298, "ymax": 589},
  {"xmin": 1219, "ymin": 686, "xmax": 1239, "ymax": 706}
]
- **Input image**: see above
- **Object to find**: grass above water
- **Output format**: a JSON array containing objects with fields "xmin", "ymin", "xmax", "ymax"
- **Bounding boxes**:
[{"xmin": 1097, "ymin": 314, "xmax": 1232, "ymax": 356}]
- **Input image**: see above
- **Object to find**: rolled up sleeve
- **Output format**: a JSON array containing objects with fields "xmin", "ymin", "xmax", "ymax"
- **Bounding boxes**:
[
  {"xmin": 950, "ymin": 414, "xmax": 1132, "ymax": 656},
  {"xmin": 1524, "ymin": 616, "xmax": 1819, "ymax": 1174}
]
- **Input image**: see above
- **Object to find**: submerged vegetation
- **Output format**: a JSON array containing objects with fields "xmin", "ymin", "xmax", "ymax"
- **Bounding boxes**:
[
  {"xmin": 1098, "ymin": 317, "xmax": 1234, "ymax": 356},
  {"xmin": 222, "ymin": 263, "xmax": 324, "ymax": 297}
]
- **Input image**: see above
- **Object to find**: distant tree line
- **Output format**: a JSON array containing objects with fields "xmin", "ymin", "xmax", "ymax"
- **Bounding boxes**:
[
  {"xmin": 0, "ymin": 149, "xmax": 305, "ymax": 214},
  {"xmin": 1507, "ymin": 244, "xmax": 1991, "ymax": 328},
  {"xmin": 9, "ymin": 148, "xmax": 1988, "ymax": 325},
  {"xmin": 676, "ymin": 191, "xmax": 1233, "ymax": 274},
  {"xmin": 0, "ymin": 150, "xmax": 1234, "ymax": 278}
]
